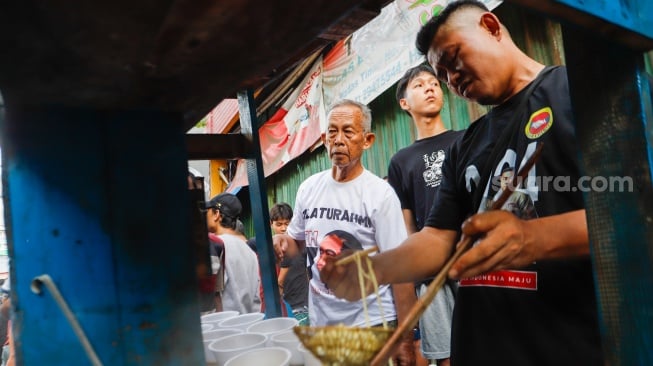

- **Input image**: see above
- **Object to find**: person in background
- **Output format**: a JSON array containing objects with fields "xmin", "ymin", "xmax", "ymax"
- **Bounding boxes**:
[
  {"xmin": 388, "ymin": 63, "xmax": 463, "ymax": 366},
  {"xmin": 273, "ymin": 99, "xmax": 417, "ymax": 365},
  {"xmin": 320, "ymin": 1, "xmax": 603, "ymax": 365},
  {"xmin": 205, "ymin": 193, "xmax": 262, "ymax": 314},
  {"xmin": 271, "ymin": 202, "xmax": 309, "ymax": 325},
  {"xmin": 235, "ymin": 219, "xmax": 249, "ymax": 242},
  {"xmin": 245, "ymin": 236, "xmax": 258, "ymax": 253},
  {"xmin": 187, "ymin": 172, "xmax": 221, "ymax": 314},
  {"xmin": 0, "ymin": 279, "xmax": 8, "ymax": 351},
  {"xmin": 1, "ymin": 276, "xmax": 13, "ymax": 366}
]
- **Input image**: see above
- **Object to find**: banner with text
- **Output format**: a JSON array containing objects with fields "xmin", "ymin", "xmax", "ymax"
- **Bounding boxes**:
[
  {"xmin": 227, "ymin": 57, "xmax": 325, "ymax": 192},
  {"xmin": 323, "ymin": 0, "xmax": 502, "ymax": 107}
]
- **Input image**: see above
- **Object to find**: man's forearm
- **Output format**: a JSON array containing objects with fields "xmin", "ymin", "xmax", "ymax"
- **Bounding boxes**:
[
  {"xmin": 273, "ymin": 234, "xmax": 305, "ymax": 259},
  {"xmin": 528, "ymin": 209, "xmax": 589, "ymax": 260},
  {"xmin": 452, "ymin": 209, "xmax": 591, "ymax": 280},
  {"xmin": 391, "ymin": 282, "xmax": 419, "ymax": 339},
  {"xmin": 376, "ymin": 228, "xmax": 457, "ymax": 285}
]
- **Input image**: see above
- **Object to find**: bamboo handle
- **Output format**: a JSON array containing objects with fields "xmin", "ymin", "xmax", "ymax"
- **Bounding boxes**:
[
  {"xmin": 371, "ymin": 142, "xmax": 543, "ymax": 366},
  {"xmin": 370, "ymin": 237, "xmax": 471, "ymax": 366},
  {"xmin": 335, "ymin": 246, "xmax": 379, "ymax": 266}
]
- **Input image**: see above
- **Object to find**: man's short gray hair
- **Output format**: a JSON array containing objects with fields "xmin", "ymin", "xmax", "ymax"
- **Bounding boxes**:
[{"xmin": 327, "ymin": 99, "xmax": 372, "ymax": 132}]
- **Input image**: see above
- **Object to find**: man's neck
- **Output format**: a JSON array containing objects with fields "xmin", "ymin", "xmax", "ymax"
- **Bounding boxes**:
[
  {"xmin": 499, "ymin": 55, "xmax": 546, "ymax": 104},
  {"xmin": 415, "ymin": 114, "xmax": 447, "ymax": 140},
  {"xmin": 331, "ymin": 163, "xmax": 364, "ymax": 182}
]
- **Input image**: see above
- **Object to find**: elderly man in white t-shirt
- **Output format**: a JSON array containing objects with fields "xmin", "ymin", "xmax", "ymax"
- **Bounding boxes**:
[{"xmin": 273, "ymin": 99, "xmax": 418, "ymax": 365}]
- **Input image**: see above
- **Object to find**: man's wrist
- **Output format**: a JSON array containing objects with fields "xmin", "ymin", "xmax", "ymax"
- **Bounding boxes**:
[{"xmin": 401, "ymin": 328, "xmax": 418, "ymax": 341}]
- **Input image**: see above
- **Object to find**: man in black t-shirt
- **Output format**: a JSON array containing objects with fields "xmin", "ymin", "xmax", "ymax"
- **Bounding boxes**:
[
  {"xmin": 320, "ymin": 2, "xmax": 604, "ymax": 365},
  {"xmin": 388, "ymin": 64, "xmax": 463, "ymax": 366}
]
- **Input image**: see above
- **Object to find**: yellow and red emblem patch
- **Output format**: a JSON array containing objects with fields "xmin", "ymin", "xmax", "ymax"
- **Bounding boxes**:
[{"xmin": 525, "ymin": 107, "xmax": 553, "ymax": 139}]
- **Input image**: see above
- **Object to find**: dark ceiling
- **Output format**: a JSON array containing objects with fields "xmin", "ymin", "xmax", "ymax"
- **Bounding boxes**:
[{"xmin": 0, "ymin": 0, "xmax": 388, "ymax": 130}]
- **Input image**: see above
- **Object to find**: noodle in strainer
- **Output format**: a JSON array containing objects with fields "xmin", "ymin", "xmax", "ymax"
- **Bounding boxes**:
[{"xmin": 293, "ymin": 247, "xmax": 395, "ymax": 366}]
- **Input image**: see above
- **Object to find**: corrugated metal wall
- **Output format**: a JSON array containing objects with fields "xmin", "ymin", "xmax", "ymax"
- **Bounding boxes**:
[{"xmin": 262, "ymin": 3, "xmax": 567, "ymax": 210}]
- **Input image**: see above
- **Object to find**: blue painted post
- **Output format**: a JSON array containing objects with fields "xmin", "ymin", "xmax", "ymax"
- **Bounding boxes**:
[
  {"xmin": 562, "ymin": 26, "xmax": 653, "ymax": 365},
  {"xmin": 237, "ymin": 90, "xmax": 283, "ymax": 318},
  {"xmin": 1, "ymin": 107, "xmax": 204, "ymax": 365},
  {"xmin": 553, "ymin": 0, "xmax": 653, "ymax": 40}
]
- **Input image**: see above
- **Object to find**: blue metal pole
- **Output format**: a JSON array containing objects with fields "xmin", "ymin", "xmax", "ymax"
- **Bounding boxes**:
[
  {"xmin": 237, "ymin": 90, "xmax": 283, "ymax": 318},
  {"xmin": 1, "ymin": 107, "xmax": 204, "ymax": 365}
]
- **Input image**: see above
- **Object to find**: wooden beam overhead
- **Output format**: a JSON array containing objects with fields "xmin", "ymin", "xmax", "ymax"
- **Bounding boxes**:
[{"xmin": 185, "ymin": 133, "xmax": 255, "ymax": 160}]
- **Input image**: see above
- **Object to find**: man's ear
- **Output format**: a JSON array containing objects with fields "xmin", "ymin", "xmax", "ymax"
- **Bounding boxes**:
[
  {"xmin": 479, "ymin": 12, "xmax": 502, "ymax": 40},
  {"xmin": 212, "ymin": 210, "xmax": 221, "ymax": 223},
  {"xmin": 399, "ymin": 98, "xmax": 410, "ymax": 111},
  {"xmin": 320, "ymin": 132, "xmax": 327, "ymax": 145},
  {"xmin": 363, "ymin": 132, "xmax": 376, "ymax": 150}
]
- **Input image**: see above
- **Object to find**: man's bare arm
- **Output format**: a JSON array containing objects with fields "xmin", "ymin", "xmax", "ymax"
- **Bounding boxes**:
[
  {"xmin": 450, "ymin": 209, "xmax": 589, "ymax": 279},
  {"xmin": 376, "ymin": 227, "xmax": 458, "ymax": 285},
  {"xmin": 321, "ymin": 227, "xmax": 458, "ymax": 301},
  {"xmin": 401, "ymin": 209, "xmax": 417, "ymax": 235},
  {"xmin": 272, "ymin": 233, "xmax": 306, "ymax": 261},
  {"xmin": 390, "ymin": 282, "xmax": 418, "ymax": 365}
]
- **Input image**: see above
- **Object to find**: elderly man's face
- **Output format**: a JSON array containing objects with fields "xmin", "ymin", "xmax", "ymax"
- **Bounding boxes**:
[{"xmin": 324, "ymin": 105, "xmax": 371, "ymax": 169}]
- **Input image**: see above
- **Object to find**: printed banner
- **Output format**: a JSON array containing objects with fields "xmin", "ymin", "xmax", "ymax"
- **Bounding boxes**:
[
  {"xmin": 323, "ymin": 0, "xmax": 502, "ymax": 107},
  {"xmin": 227, "ymin": 57, "xmax": 325, "ymax": 192}
]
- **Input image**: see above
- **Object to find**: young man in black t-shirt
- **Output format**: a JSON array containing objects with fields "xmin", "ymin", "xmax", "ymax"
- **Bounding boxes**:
[
  {"xmin": 388, "ymin": 64, "xmax": 463, "ymax": 366},
  {"xmin": 320, "ymin": 2, "xmax": 604, "ymax": 365}
]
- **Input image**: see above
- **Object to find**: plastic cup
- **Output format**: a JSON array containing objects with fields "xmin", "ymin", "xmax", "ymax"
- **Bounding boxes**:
[
  {"xmin": 246, "ymin": 316, "xmax": 298, "ymax": 346},
  {"xmin": 201, "ymin": 310, "xmax": 239, "ymax": 326},
  {"xmin": 208, "ymin": 332, "xmax": 268, "ymax": 366},
  {"xmin": 201, "ymin": 323, "xmax": 214, "ymax": 332},
  {"xmin": 223, "ymin": 346, "xmax": 291, "ymax": 366},
  {"xmin": 217, "ymin": 312, "xmax": 265, "ymax": 332},
  {"xmin": 298, "ymin": 343, "xmax": 321, "ymax": 366},
  {"xmin": 202, "ymin": 328, "xmax": 243, "ymax": 363},
  {"xmin": 270, "ymin": 329, "xmax": 303, "ymax": 366}
]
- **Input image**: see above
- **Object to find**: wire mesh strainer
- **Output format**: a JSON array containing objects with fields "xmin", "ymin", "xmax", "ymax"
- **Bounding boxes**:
[{"xmin": 294, "ymin": 324, "xmax": 394, "ymax": 365}]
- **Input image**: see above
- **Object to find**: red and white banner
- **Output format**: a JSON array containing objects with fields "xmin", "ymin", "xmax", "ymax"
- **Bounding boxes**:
[{"xmin": 227, "ymin": 58, "xmax": 325, "ymax": 192}]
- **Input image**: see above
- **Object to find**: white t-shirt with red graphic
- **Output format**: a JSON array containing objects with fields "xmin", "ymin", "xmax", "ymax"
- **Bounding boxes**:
[{"xmin": 287, "ymin": 169, "xmax": 407, "ymax": 327}]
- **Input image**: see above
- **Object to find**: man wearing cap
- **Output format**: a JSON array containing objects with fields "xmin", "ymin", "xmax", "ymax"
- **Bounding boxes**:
[{"xmin": 205, "ymin": 193, "xmax": 262, "ymax": 314}]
